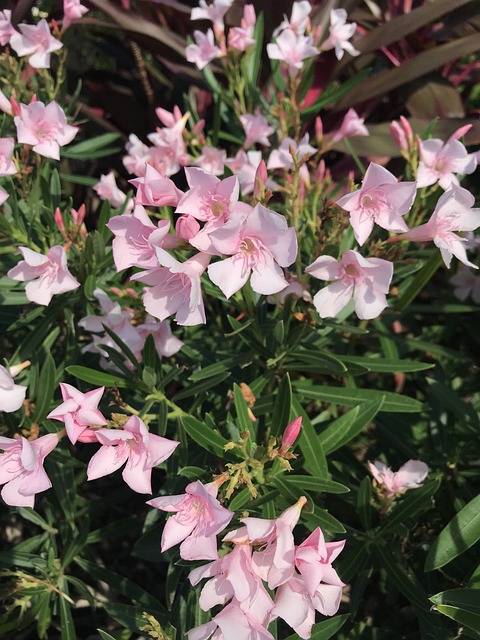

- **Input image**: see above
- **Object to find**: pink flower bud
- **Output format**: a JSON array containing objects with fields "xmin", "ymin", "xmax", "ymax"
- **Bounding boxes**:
[
  {"xmin": 315, "ymin": 115, "xmax": 323, "ymax": 145},
  {"xmin": 399, "ymin": 115, "xmax": 413, "ymax": 145},
  {"xmin": 71, "ymin": 203, "xmax": 86, "ymax": 226},
  {"xmin": 253, "ymin": 159, "xmax": 268, "ymax": 198},
  {"xmin": 390, "ymin": 120, "xmax": 407, "ymax": 150},
  {"xmin": 280, "ymin": 416, "xmax": 302, "ymax": 452},
  {"xmin": 9, "ymin": 96, "xmax": 20, "ymax": 117},
  {"xmin": 449, "ymin": 124, "xmax": 472, "ymax": 142},
  {"xmin": 175, "ymin": 214, "xmax": 200, "ymax": 241},
  {"xmin": 0, "ymin": 89, "xmax": 12, "ymax": 115},
  {"xmin": 54, "ymin": 207, "xmax": 66, "ymax": 232}
]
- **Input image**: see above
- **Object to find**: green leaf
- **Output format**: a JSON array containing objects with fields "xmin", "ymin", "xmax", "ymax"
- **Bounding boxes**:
[
  {"xmin": 18, "ymin": 508, "xmax": 55, "ymax": 533},
  {"xmin": 97, "ymin": 631, "xmax": 118, "ymax": 640},
  {"xmin": 246, "ymin": 11, "xmax": 264, "ymax": 87},
  {"xmin": 234, "ymin": 383, "xmax": 254, "ymax": 437},
  {"xmin": 103, "ymin": 602, "xmax": 168, "ymax": 633},
  {"xmin": 303, "ymin": 504, "xmax": 346, "ymax": 534},
  {"xmin": 173, "ymin": 372, "xmax": 230, "ymax": 401},
  {"xmin": 180, "ymin": 415, "xmax": 240, "ymax": 459},
  {"xmin": 59, "ymin": 581, "xmax": 76, "ymax": 640},
  {"xmin": 292, "ymin": 396, "xmax": 328, "ymax": 478},
  {"xmin": 271, "ymin": 373, "xmax": 292, "ymax": 437},
  {"xmin": 284, "ymin": 349, "xmax": 347, "ymax": 375},
  {"xmin": 381, "ymin": 478, "xmax": 441, "ymax": 535},
  {"xmin": 102, "ymin": 323, "xmax": 140, "ymax": 370},
  {"xmin": 33, "ymin": 353, "xmax": 56, "ymax": 423},
  {"xmin": 338, "ymin": 355, "xmax": 433, "ymax": 373},
  {"xmin": 66, "ymin": 365, "xmax": 129, "ymax": 388},
  {"xmin": 425, "ymin": 495, "xmax": 480, "ymax": 570},
  {"xmin": 273, "ymin": 475, "xmax": 349, "ymax": 494},
  {"xmin": 395, "ymin": 252, "xmax": 444, "ymax": 312},
  {"xmin": 294, "ymin": 381, "xmax": 423, "ymax": 413},
  {"xmin": 430, "ymin": 589, "xmax": 480, "ymax": 632},
  {"xmin": 63, "ymin": 132, "xmax": 121, "ymax": 159},
  {"xmin": 301, "ymin": 68, "xmax": 370, "ymax": 118},
  {"xmin": 357, "ymin": 477, "xmax": 373, "ymax": 530},
  {"xmin": 318, "ymin": 397, "xmax": 385, "ymax": 455}
]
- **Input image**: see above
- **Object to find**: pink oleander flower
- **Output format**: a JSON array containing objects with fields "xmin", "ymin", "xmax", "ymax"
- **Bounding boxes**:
[
  {"xmin": 337, "ymin": 162, "xmax": 417, "ymax": 246},
  {"xmin": 147, "ymin": 115, "xmax": 190, "ymax": 178},
  {"xmin": 14, "ymin": 100, "xmax": 78, "ymax": 161},
  {"xmin": 187, "ymin": 601, "xmax": 274, "ymax": 640},
  {"xmin": 156, "ymin": 105, "xmax": 183, "ymax": 127},
  {"xmin": 133, "ymin": 250, "xmax": 210, "ymax": 326},
  {"xmin": 450, "ymin": 266, "xmax": 480, "ymax": 303},
  {"xmin": 416, "ymin": 133, "xmax": 477, "ymax": 190},
  {"xmin": 207, "ymin": 204, "xmax": 298, "ymax": 298},
  {"xmin": 0, "ymin": 138, "xmax": 17, "ymax": 176},
  {"xmin": 10, "ymin": 19, "xmax": 63, "ymax": 69},
  {"xmin": 79, "ymin": 288, "xmax": 144, "ymax": 364},
  {"xmin": 0, "ymin": 10, "xmax": 15, "ymax": 46},
  {"xmin": 147, "ymin": 480, "xmax": 233, "ymax": 560},
  {"xmin": 63, "ymin": 0, "xmax": 89, "ymax": 28},
  {"xmin": 175, "ymin": 168, "xmax": 241, "ymax": 252},
  {"xmin": 306, "ymin": 250, "xmax": 394, "ymax": 320},
  {"xmin": 107, "ymin": 205, "xmax": 175, "ymax": 271},
  {"xmin": 321, "ymin": 8, "xmax": 360, "ymax": 60},
  {"xmin": 93, "ymin": 171, "xmax": 131, "ymax": 210},
  {"xmin": 0, "ymin": 433, "xmax": 59, "ymax": 507},
  {"xmin": 123, "ymin": 134, "xmax": 150, "ymax": 176},
  {"xmin": 240, "ymin": 112, "xmax": 275, "ymax": 148},
  {"xmin": 267, "ymin": 28, "xmax": 318, "ymax": 75},
  {"xmin": 47, "ymin": 383, "xmax": 107, "ymax": 445},
  {"xmin": 87, "ymin": 415, "xmax": 179, "ymax": 494},
  {"xmin": 130, "ymin": 164, "xmax": 183, "ymax": 208},
  {"xmin": 225, "ymin": 496, "xmax": 307, "ymax": 589},
  {"xmin": 194, "ymin": 145, "xmax": 226, "ymax": 176},
  {"xmin": 137, "ymin": 317, "xmax": 184, "ymax": 358},
  {"xmin": 273, "ymin": 1, "xmax": 312, "ymax": 37},
  {"xmin": 267, "ymin": 134, "xmax": 316, "ymax": 172},
  {"xmin": 186, "ymin": 29, "xmax": 222, "ymax": 70},
  {"xmin": 331, "ymin": 108, "xmax": 369, "ymax": 143},
  {"xmin": 368, "ymin": 459, "xmax": 429, "ymax": 497},
  {"xmin": 226, "ymin": 150, "xmax": 278, "ymax": 196},
  {"xmin": 0, "ymin": 365, "xmax": 27, "ymax": 413},
  {"xmin": 393, "ymin": 184, "xmax": 480, "ymax": 268},
  {"xmin": 228, "ymin": 4, "xmax": 256, "ymax": 52},
  {"xmin": 189, "ymin": 544, "xmax": 274, "ymax": 626},
  {"xmin": 7, "ymin": 245, "xmax": 80, "ymax": 306},
  {"xmin": 191, "ymin": 0, "xmax": 234, "ymax": 28}
]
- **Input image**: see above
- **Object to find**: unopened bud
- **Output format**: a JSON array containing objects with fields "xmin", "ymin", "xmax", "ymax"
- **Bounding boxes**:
[
  {"xmin": 279, "ymin": 416, "xmax": 302, "ymax": 456},
  {"xmin": 175, "ymin": 214, "xmax": 200, "ymax": 242},
  {"xmin": 54, "ymin": 207, "xmax": 66, "ymax": 233},
  {"xmin": 390, "ymin": 120, "xmax": 407, "ymax": 151},
  {"xmin": 254, "ymin": 159, "xmax": 268, "ymax": 200},
  {"xmin": 0, "ymin": 89, "xmax": 13, "ymax": 116}
]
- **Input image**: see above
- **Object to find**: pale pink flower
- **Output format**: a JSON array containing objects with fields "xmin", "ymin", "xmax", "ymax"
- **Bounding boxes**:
[
  {"xmin": 207, "ymin": 204, "xmax": 298, "ymax": 298},
  {"xmin": 394, "ymin": 184, "xmax": 480, "ymax": 268},
  {"xmin": 368, "ymin": 459, "xmax": 429, "ymax": 497},
  {"xmin": 79, "ymin": 288, "xmax": 144, "ymax": 364},
  {"xmin": 273, "ymin": 1, "xmax": 312, "ymax": 37},
  {"xmin": 155, "ymin": 105, "xmax": 184, "ymax": 127},
  {"xmin": 416, "ymin": 135, "xmax": 477, "ymax": 190},
  {"xmin": 0, "ymin": 433, "xmax": 59, "ymax": 507},
  {"xmin": 10, "ymin": 19, "xmax": 63, "ymax": 69},
  {"xmin": 87, "ymin": 415, "xmax": 179, "ymax": 494},
  {"xmin": 191, "ymin": 0, "xmax": 234, "ymax": 28},
  {"xmin": 194, "ymin": 145, "xmax": 226, "ymax": 176},
  {"xmin": 0, "ymin": 138, "xmax": 17, "ymax": 176},
  {"xmin": 321, "ymin": 8, "xmax": 360, "ymax": 60},
  {"xmin": 93, "ymin": 171, "xmax": 132, "ymax": 210},
  {"xmin": 7, "ymin": 245, "xmax": 80, "ymax": 306},
  {"xmin": 294, "ymin": 527, "xmax": 345, "ymax": 597},
  {"xmin": 123, "ymin": 134, "xmax": 150, "ymax": 177},
  {"xmin": 63, "ymin": 0, "xmax": 89, "ymax": 29},
  {"xmin": 14, "ymin": 100, "xmax": 78, "ymax": 161},
  {"xmin": 337, "ymin": 162, "xmax": 417, "ymax": 246},
  {"xmin": 136, "ymin": 317, "xmax": 184, "ymax": 358},
  {"xmin": 189, "ymin": 544, "xmax": 274, "ymax": 623},
  {"xmin": 240, "ymin": 112, "xmax": 275, "ymax": 148},
  {"xmin": 267, "ymin": 273, "xmax": 311, "ymax": 305},
  {"xmin": 187, "ymin": 601, "xmax": 274, "ymax": 640},
  {"xmin": 175, "ymin": 168, "xmax": 240, "ymax": 252},
  {"xmin": 331, "ymin": 108, "xmax": 369, "ymax": 143},
  {"xmin": 306, "ymin": 250, "xmax": 394, "ymax": 320},
  {"xmin": 0, "ymin": 10, "xmax": 15, "ymax": 46},
  {"xmin": 450, "ymin": 266, "xmax": 480, "ymax": 303},
  {"xmin": 47, "ymin": 383, "xmax": 107, "ymax": 445},
  {"xmin": 133, "ymin": 250, "xmax": 210, "ymax": 326},
  {"xmin": 130, "ymin": 165, "xmax": 182, "ymax": 209},
  {"xmin": 147, "ymin": 480, "xmax": 233, "ymax": 560},
  {"xmin": 225, "ymin": 496, "xmax": 307, "ymax": 589},
  {"xmin": 228, "ymin": 4, "xmax": 256, "ymax": 52},
  {"xmin": 186, "ymin": 29, "xmax": 222, "ymax": 70},
  {"xmin": 0, "ymin": 365, "xmax": 27, "ymax": 413},
  {"xmin": 267, "ymin": 134, "xmax": 316, "ymax": 172},
  {"xmin": 147, "ymin": 115, "xmax": 190, "ymax": 177},
  {"xmin": 226, "ymin": 150, "xmax": 278, "ymax": 196},
  {"xmin": 267, "ymin": 29, "xmax": 318, "ymax": 75},
  {"xmin": 107, "ymin": 206, "xmax": 174, "ymax": 271}
]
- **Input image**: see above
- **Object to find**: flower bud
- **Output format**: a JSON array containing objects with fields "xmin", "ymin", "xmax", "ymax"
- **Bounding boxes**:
[
  {"xmin": 175, "ymin": 214, "xmax": 200, "ymax": 242},
  {"xmin": 279, "ymin": 416, "xmax": 302, "ymax": 455}
]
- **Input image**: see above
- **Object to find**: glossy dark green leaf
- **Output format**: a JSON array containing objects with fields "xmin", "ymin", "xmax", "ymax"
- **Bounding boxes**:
[
  {"xmin": 292, "ymin": 396, "xmax": 328, "ymax": 478},
  {"xmin": 425, "ymin": 495, "xmax": 480, "ymax": 570},
  {"xmin": 381, "ymin": 478, "xmax": 441, "ymax": 535},
  {"xmin": 285, "ymin": 613, "xmax": 350, "ymax": 640},
  {"xmin": 273, "ymin": 475, "xmax": 349, "ymax": 494},
  {"xmin": 430, "ymin": 589, "xmax": 480, "ymax": 632},
  {"xmin": 271, "ymin": 373, "xmax": 292, "ymax": 437},
  {"xmin": 357, "ymin": 477, "xmax": 373, "ymax": 531},
  {"xmin": 180, "ymin": 415, "xmax": 240, "ymax": 459},
  {"xmin": 66, "ymin": 365, "xmax": 129, "ymax": 388},
  {"xmin": 33, "ymin": 353, "xmax": 56, "ymax": 423},
  {"xmin": 319, "ymin": 397, "xmax": 385, "ymax": 454}
]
